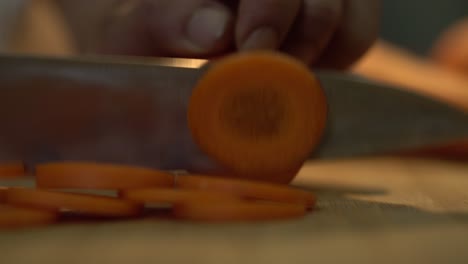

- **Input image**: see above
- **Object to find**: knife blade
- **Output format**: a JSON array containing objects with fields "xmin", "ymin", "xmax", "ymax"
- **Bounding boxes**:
[
  {"xmin": 0, "ymin": 54, "xmax": 466, "ymax": 171},
  {"xmin": 313, "ymin": 71, "xmax": 468, "ymax": 159}
]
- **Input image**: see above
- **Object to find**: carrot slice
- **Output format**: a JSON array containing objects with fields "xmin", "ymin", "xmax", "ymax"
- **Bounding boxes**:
[
  {"xmin": 188, "ymin": 51, "xmax": 327, "ymax": 183},
  {"xmin": 6, "ymin": 188, "xmax": 142, "ymax": 217},
  {"xmin": 120, "ymin": 188, "xmax": 240, "ymax": 206},
  {"xmin": 0, "ymin": 187, "xmax": 7, "ymax": 203},
  {"xmin": 173, "ymin": 199, "xmax": 306, "ymax": 222},
  {"xmin": 0, "ymin": 162, "xmax": 26, "ymax": 178},
  {"xmin": 0, "ymin": 205, "xmax": 57, "ymax": 229},
  {"xmin": 36, "ymin": 162, "xmax": 174, "ymax": 189},
  {"xmin": 176, "ymin": 175, "xmax": 316, "ymax": 209}
]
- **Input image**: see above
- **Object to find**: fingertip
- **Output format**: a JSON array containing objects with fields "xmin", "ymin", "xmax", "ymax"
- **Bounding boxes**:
[
  {"xmin": 240, "ymin": 27, "xmax": 279, "ymax": 51},
  {"xmin": 185, "ymin": 5, "xmax": 234, "ymax": 54},
  {"xmin": 235, "ymin": 0, "xmax": 301, "ymax": 52},
  {"xmin": 142, "ymin": 0, "xmax": 234, "ymax": 57}
]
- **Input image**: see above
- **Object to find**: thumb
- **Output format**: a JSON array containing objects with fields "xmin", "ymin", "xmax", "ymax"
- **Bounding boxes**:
[{"xmin": 99, "ymin": 0, "xmax": 234, "ymax": 57}]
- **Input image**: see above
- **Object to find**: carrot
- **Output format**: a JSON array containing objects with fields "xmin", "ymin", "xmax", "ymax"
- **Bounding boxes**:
[
  {"xmin": 188, "ymin": 51, "xmax": 327, "ymax": 183},
  {"xmin": 432, "ymin": 18, "xmax": 468, "ymax": 76},
  {"xmin": 176, "ymin": 175, "xmax": 316, "ymax": 209},
  {"xmin": 173, "ymin": 199, "xmax": 306, "ymax": 222},
  {"xmin": 0, "ymin": 187, "xmax": 7, "ymax": 203},
  {"xmin": 0, "ymin": 162, "xmax": 26, "ymax": 178},
  {"xmin": 120, "ymin": 188, "xmax": 240, "ymax": 206},
  {"xmin": 0, "ymin": 205, "xmax": 57, "ymax": 229},
  {"xmin": 6, "ymin": 188, "xmax": 142, "ymax": 217},
  {"xmin": 353, "ymin": 41, "xmax": 468, "ymax": 112},
  {"xmin": 36, "ymin": 162, "xmax": 174, "ymax": 189}
]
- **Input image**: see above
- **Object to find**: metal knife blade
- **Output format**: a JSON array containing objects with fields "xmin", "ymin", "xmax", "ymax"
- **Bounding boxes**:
[
  {"xmin": 313, "ymin": 71, "xmax": 468, "ymax": 159},
  {"xmin": 0, "ymin": 54, "xmax": 209, "ymax": 170},
  {"xmin": 0, "ymin": 54, "xmax": 466, "ymax": 171}
]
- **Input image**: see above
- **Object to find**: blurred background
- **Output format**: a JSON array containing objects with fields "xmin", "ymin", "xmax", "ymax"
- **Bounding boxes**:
[
  {"xmin": 381, "ymin": 0, "xmax": 467, "ymax": 56},
  {"xmin": 0, "ymin": 0, "xmax": 467, "ymax": 57}
]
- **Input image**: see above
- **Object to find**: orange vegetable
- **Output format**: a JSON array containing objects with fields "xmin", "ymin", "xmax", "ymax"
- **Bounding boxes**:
[
  {"xmin": 432, "ymin": 18, "xmax": 468, "ymax": 76},
  {"xmin": 173, "ymin": 199, "xmax": 306, "ymax": 222},
  {"xmin": 0, "ymin": 205, "xmax": 57, "ymax": 229},
  {"xmin": 188, "ymin": 51, "xmax": 327, "ymax": 183},
  {"xmin": 353, "ymin": 41, "xmax": 468, "ymax": 113},
  {"xmin": 176, "ymin": 175, "xmax": 316, "ymax": 209},
  {"xmin": 0, "ymin": 162, "xmax": 26, "ymax": 178},
  {"xmin": 120, "ymin": 188, "xmax": 240, "ymax": 206},
  {"xmin": 36, "ymin": 162, "xmax": 174, "ymax": 189},
  {"xmin": 0, "ymin": 187, "xmax": 7, "ymax": 203},
  {"xmin": 6, "ymin": 188, "xmax": 142, "ymax": 217}
]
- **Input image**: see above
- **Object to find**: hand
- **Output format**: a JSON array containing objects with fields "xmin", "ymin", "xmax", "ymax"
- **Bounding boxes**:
[{"xmin": 71, "ymin": 0, "xmax": 381, "ymax": 69}]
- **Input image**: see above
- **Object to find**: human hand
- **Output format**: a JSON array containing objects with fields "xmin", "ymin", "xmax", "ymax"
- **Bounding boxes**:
[{"xmin": 84, "ymin": 0, "xmax": 380, "ymax": 69}]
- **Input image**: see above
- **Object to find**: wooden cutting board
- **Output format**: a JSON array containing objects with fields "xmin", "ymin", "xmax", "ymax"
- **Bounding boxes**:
[
  {"xmin": 1, "ymin": 157, "xmax": 467, "ymax": 264},
  {"xmin": 2, "ymin": 2, "xmax": 468, "ymax": 263}
]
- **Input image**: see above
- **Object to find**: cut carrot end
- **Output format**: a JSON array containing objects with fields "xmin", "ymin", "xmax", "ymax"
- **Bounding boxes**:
[
  {"xmin": 0, "ymin": 162, "xmax": 26, "ymax": 178},
  {"xmin": 432, "ymin": 18, "xmax": 468, "ymax": 75},
  {"xmin": 173, "ymin": 200, "xmax": 306, "ymax": 222},
  {"xmin": 176, "ymin": 174, "xmax": 316, "ymax": 209},
  {"xmin": 0, "ymin": 205, "xmax": 58, "ymax": 229},
  {"xmin": 35, "ymin": 162, "xmax": 174, "ymax": 190},
  {"xmin": 188, "ymin": 51, "xmax": 327, "ymax": 183},
  {"xmin": 6, "ymin": 188, "xmax": 142, "ymax": 217}
]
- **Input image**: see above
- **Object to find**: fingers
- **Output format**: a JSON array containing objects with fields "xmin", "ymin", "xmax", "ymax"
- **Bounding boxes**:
[
  {"xmin": 96, "ymin": 0, "xmax": 380, "ymax": 69},
  {"xmin": 234, "ymin": 0, "xmax": 379, "ymax": 68},
  {"xmin": 99, "ymin": 0, "xmax": 234, "ymax": 57},
  {"xmin": 235, "ymin": 0, "xmax": 302, "ymax": 50},
  {"xmin": 282, "ymin": 0, "xmax": 343, "ymax": 64},
  {"xmin": 315, "ymin": 0, "xmax": 381, "ymax": 69}
]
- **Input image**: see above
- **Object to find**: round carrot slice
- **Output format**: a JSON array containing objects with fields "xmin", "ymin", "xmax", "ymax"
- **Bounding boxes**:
[
  {"xmin": 0, "ymin": 205, "xmax": 57, "ymax": 229},
  {"xmin": 36, "ymin": 162, "xmax": 174, "ymax": 189},
  {"xmin": 0, "ymin": 162, "xmax": 26, "ymax": 178},
  {"xmin": 120, "ymin": 188, "xmax": 240, "ymax": 206},
  {"xmin": 176, "ymin": 175, "xmax": 316, "ymax": 209},
  {"xmin": 188, "ymin": 51, "xmax": 327, "ymax": 183},
  {"xmin": 6, "ymin": 188, "xmax": 142, "ymax": 217},
  {"xmin": 0, "ymin": 187, "xmax": 7, "ymax": 203},
  {"xmin": 173, "ymin": 199, "xmax": 306, "ymax": 222}
]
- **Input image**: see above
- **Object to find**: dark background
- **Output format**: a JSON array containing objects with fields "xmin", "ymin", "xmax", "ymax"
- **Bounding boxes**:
[{"xmin": 380, "ymin": 0, "xmax": 467, "ymax": 55}]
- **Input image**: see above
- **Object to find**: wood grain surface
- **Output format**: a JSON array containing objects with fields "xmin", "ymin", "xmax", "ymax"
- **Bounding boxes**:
[{"xmin": 1, "ymin": 157, "xmax": 468, "ymax": 264}]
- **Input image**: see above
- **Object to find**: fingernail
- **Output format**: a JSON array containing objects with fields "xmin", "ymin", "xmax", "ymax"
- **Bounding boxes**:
[
  {"xmin": 241, "ymin": 27, "xmax": 279, "ymax": 50},
  {"xmin": 186, "ymin": 7, "xmax": 230, "ymax": 51}
]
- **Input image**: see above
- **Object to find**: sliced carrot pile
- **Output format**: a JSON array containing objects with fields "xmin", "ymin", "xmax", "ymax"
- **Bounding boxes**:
[
  {"xmin": 0, "ymin": 162, "xmax": 26, "ymax": 178},
  {"xmin": 176, "ymin": 175, "xmax": 316, "ymax": 209},
  {"xmin": 0, "ymin": 161, "xmax": 316, "ymax": 228},
  {"xmin": 6, "ymin": 188, "xmax": 142, "ymax": 217},
  {"xmin": 0, "ymin": 205, "xmax": 57, "ymax": 229},
  {"xmin": 188, "ymin": 51, "xmax": 327, "ymax": 183},
  {"xmin": 36, "ymin": 162, "xmax": 174, "ymax": 189}
]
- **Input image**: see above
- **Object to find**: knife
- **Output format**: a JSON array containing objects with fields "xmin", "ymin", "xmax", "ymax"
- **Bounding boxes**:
[{"xmin": 0, "ymin": 53, "xmax": 466, "ymax": 171}]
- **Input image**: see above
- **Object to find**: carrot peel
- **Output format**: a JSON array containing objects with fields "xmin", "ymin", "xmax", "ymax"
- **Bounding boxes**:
[
  {"xmin": 6, "ymin": 188, "xmax": 142, "ymax": 217},
  {"xmin": 176, "ymin": 175, "xmax": 316, "ymax": 209},
  {"xmin": 36, "ymin": 162, "xmax": 174, "ymax": 190}
]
